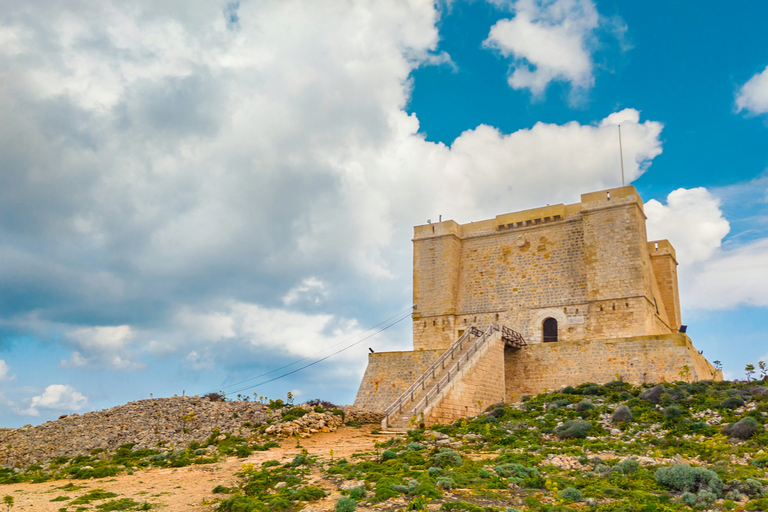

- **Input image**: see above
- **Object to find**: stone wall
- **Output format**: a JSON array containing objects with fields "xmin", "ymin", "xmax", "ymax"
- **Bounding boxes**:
[
  {"xmin": 353, "ymin": 349, "xmax": 443, "ymax": 412},
  {"xmin": 504, "ymin": 333, "xmax": 722, "ymax": 400},
  {"xmin": 424, "ymin": 336, "xmax": 506, "ymax": 426},
  {"xmin": 411, "ymin": 186, "xmax": 678, "ymax": 351}
]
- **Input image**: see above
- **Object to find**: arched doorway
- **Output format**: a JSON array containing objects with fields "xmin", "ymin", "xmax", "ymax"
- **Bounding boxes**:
[{"xmin": 543, "ymin": 317, "xmax": 558, "ymax": 342}]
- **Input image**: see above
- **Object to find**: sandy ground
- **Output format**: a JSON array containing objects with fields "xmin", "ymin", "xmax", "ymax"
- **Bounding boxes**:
[{"xmin": 1, "ymin": 425, "xmax": 399, "ymax": 512}]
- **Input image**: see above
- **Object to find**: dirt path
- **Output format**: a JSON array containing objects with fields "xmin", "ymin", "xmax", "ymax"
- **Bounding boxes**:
[{"xmin": 1, "ymin": 425, "xmax": 399, "ymax": 512}]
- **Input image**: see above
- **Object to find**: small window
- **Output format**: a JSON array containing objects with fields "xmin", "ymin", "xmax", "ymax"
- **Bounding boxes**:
[{"xmin": 543, "ymin": 318, "xmax": 558, "ymax": 342}]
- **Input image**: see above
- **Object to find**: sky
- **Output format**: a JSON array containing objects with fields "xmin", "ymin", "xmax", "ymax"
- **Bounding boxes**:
[{"xmin": 1, "ymin": 0, "xmax": 767, "ymax": 428}]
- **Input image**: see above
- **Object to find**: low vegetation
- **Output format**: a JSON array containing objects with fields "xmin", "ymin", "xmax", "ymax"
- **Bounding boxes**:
[{"xmin": 215, "ymin": 378, "xmax": 767, "ymax": 511}]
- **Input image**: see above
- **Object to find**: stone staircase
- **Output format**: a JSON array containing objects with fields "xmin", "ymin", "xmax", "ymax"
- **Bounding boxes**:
[{"xmin": 381, "ymin": 325, "xmax": 502, "ymax": 431}]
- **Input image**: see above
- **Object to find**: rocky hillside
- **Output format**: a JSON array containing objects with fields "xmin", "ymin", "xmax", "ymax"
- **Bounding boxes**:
[
  {"xmin": 0, "ymin": 396, "xmax": 380, "ymax": 469},
  {"xmin": 2, "ymin": 380, "xmax": 768, "ymax": 512},
  {"xmin": 0, "ymin": 396, "xmax": 272, "ymax": 468}
]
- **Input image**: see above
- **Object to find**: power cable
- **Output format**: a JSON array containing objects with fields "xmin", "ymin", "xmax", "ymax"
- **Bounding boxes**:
[
  {"xmin": 216, "ymin": 305, "xmax": 414, "ymax": 393},
  {"xmin": 223, "ymin": 309, "xmax": 412, "ymax": 395}
]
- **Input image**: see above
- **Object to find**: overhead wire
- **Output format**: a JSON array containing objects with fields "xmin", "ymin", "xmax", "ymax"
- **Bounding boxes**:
[
  {"xmin": 212, "ymin": 305, "xmax": 414, "ymax": 395},
  {"xmin": 222, "ymin": 308, "xmax": 412, "ymax": 395}
]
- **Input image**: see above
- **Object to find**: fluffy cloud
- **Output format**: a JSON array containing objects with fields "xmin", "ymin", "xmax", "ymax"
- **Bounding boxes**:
[
  {"xmin": 0, "ymin": 1, "xmax": 666, "ymax": 416},
  {"xmin": 645, "ymin": 183, "xmax": 768, "ymax": 311},
  {"xmin": 645, "ymin": 188, "xmax": 730, "ymax": 265},
  {"xmin": 282, "ymin": 278, "xmax": 329, "ymax": 306},
  {"xmin": 686, "ymin": 238, "xmax": 768, "ymax": 310},
  {"xmin": 63, "ymin": 325, "xmax": 144, "ymax": 370},
  {"xmin": 736, "ymin": 65, "xmax": 768, "ymax": 115},
  {"xmin": 0, "ymin": 359, "xmax": 14, "ymax": 381},
  {"xmin": 484, "ymin": 0, "xmax": 610, "ymax": 98},
  {"xmin": 23, "ymin": 384, "xmax": 87, "ymax": 416}
]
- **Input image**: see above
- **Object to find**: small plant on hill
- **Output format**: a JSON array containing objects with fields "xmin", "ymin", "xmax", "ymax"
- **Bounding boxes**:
[
  {"xmin": 431, "ymin": 448, "xmax": 462, "ymax": 468},
  {"xmin": 3, "ymin": 495, "xmax": 13, "ymax": 512},
  {"xmin": 555, "ymin": 419, "xmax": 592, "ymax": 439},
  {"xmin": 655, "ymin": 464, "xmax": 723, "ymax": 496},
  {"xmin": 558, "ymin": 487, "xmax": 583, "ymax": 503},
  {"xmin": 663, "ymin": 405, "xmax": 683, "ymax": 421},
  {"xmin": 722, "ymin": 416, "xmax": 760, "ymax": 440},
  {"xmin": 746, "ymin": 364, "xmax": 756, "ymax": 381},
  {"xmin": 611, "ymin": 405, "xmax": 633, "ymax": 423}
]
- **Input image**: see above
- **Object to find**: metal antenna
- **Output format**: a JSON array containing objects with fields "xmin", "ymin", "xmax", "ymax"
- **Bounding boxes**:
[{"xmin": 618, "ymin": 125, "xmax": 625, "ymax": 187}]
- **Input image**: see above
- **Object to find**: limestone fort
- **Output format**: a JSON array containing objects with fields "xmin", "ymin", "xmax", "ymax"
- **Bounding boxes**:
[{"xmin": 353, "ymin": 185, "xmax": 721, "ymax": 429}]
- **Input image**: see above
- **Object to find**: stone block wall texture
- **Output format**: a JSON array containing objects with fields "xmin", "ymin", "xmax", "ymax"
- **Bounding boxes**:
[
  {"xmin": 649, "ymin": 240, "xmax": 681, "ymax": 330},
  {"xmin": 504, "ymin": 333, "xmax": 721, "ymax": 400},
  {"xmin": 412, "ymin": 186, "xmax": 679, "ymax": 349},
  {"xmin": 424, "ymin": 335, "xmax": 506, "ymax": 426},
  {"xmin": 353, "ymin": 349, "xmax": 442, "ymax": 411}
]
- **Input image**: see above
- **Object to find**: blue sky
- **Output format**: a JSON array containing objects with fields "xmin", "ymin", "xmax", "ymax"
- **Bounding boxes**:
[{"xmin": 1, "ymin": 0, "xmax": 767, "ymax": 427}]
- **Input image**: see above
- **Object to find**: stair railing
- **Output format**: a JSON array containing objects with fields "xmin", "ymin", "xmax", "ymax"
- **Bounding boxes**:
[
  {"xmin": 382, "ymin": 324, "xmax": 498, "ymax": 428},
  {"xmin": 405, "ymin": 325, "xmax": 498, "ymax": 423}
]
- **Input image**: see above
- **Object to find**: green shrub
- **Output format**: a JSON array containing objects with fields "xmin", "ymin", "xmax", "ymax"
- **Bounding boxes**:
[
  {"xmin": 614, "ymin": 458, "xmax": 639, "ymax": 475},
  {"xmin": 664, "ymin": 405, "xmax": 682, "ymax": 420},
  {"xmin": 558, "ymin": 487, "xmax": 583, "ymax": 503},
  {"xmin": 381, "ymin": 450, "xmax": 398, "ymax": 461},
  {"xmin": 95, "ymin": 498, "xmax": 144, "ymax": 511},
  {"xmin": 575, "ymin": 399, "xmax": 594, "ymax": 412},
  {"xmin": 293, "ymin": 486, "xmax": 327, "ymax": 501},
  {"xmin": 576, "ymin": 383, "xmax": 602, "ymax": 395},
  {"xmin": 406, "ymin": 443, "xmax": 426, "ymax": 451},
  {"xmin": 431, "ymin": 448, "xmax": 462, "ymax": 468},
  {"xmin": 555, "ymin": 419, "xmax": 592, "ymax": 439},
  {"xmin": 654, "ymin": 464, "xmax": 723, "ymax": 496},
  {"xmin": 348, "ymin": 487, "xmax": 366, "ymax": 500},
  {"xmin": 212, "ymin": 486, "xmax": 232, "ymax": 494},
  {"xmin": 719, "ymin": 396, "xmax": 745, "ymax": 410},
  {"xmin": 477, "ymin": 469, "xmax": 490, "ymax": 478},
  {"xmin": 494, "ymin": 463, "xmax": 538, "ymax": 479},
  {"xmin": 723, "ymin": 416, "xmax": 760, "ymax": 439},
  {"xmin": 744, "ymin": 478, "xmax": 766, "ymax": 497},
  {"xmin": 547, "ymin": 399, "xmax": 570, "ymax": 410},
  {"xmin": 391, "ymin": 480, "xmax": 418, "ymax": 494},
  {"xmin": 695, "ymin": 490, "xmax": 717, "ymax": 508},
  {"xmin": 436, "ymin": 477, "xmax": 455, "ymax": 490},
  {"xmin": 427, "ymin": 467, "xmax": 443, "ymax": 476},
  {"xmin": 488, "ymin": 407, "xmax": 506, "ymax": 418},
  {"xmin": 611, "ymin": 405, "xmax": 633, "ymax": 423},
  {"xmin": 281, "ymin": 407, "xmax": 308, "ymax": 421},
  {"xmin": 235, "ymin": 445, "xmax": 253, "ymax": 458}
]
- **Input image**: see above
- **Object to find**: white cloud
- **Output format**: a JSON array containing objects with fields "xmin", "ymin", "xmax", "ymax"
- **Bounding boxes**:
[
  {"xmin": 22, "ymin": 384, "xmax": 87, "ymax": 416},
  {"xmin": 0, "ymin": 1, "xmax": 668, "ymax": 408},
  {"xmin": 484, "ymin": 0, "xmax": 602, "ymax": 98},
  {"xmin": 64, "ymin": 325, "xmax": 144, "ymax": 370},
  {"xmin": 645, "ymin": 188, "xmax": 730, "ymax": 265},
  {"xmin": 685, "ymin": 238, "xmax": 768, "ymax": 310},
  {"xmin": 0, "ymin": 359, "xmax": 15, "ymax": 381},
  {"xmin": 282, "ymin": 278, "xmax": 329, "ymax": 306},
  {"xmin": 736, "ymin": 65, "xmax": 768, "ymax": 115}
]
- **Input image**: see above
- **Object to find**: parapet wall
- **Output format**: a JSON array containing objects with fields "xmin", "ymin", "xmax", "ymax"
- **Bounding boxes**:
[
  {"xmin": 504, "ymin": 333, "xmax": 722, "ymax": 400},
  {"xmin": 353, "ymin": 349, "xmax": 443, "ymax": 412}
]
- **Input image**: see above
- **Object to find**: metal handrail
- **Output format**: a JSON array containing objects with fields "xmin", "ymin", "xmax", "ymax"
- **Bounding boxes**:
[
  {"xmin": 406, "ymin": 326, "xmax": 498, "ymax": 420},
  {"xmin": 382, "ymin": 324, "xmax": 497, "ymax": 427}
]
